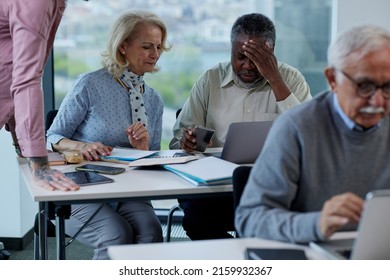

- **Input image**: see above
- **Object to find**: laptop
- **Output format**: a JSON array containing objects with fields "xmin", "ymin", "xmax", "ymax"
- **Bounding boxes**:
[
  {"xmin": 310, "ymin": 189, "xmax": 390, "ymax": 260},
  {"xmin": 211, "ymin": 121, "xmax": 273, "ymax": 164}
]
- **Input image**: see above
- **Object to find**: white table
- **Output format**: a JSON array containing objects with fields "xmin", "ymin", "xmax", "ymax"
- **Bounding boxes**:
[
  {"xmin": 107, "ymin": 237, "xmax": 327, "ymax": 260},
  {"xmin": 19, "ymin": 156, "xmax": 232, "ymax": 260},
  {"xmin": 107, "ymin": 232, "xmax": 358, "ymax": 260}
]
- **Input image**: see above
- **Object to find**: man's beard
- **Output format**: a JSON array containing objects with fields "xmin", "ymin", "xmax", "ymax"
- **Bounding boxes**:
[{"xmin": 234, "ymin": 72, "xmax": 263, "ymax": 89}]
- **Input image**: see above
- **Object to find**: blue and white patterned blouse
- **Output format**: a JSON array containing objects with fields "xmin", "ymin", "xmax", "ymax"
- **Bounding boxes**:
[{"xmin": 46, "ymin": 68, "xmax": 164, "ymax": 150}]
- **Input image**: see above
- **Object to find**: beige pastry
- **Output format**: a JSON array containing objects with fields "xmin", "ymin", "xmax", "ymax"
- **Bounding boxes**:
[{"xmin": 62, "ymin": 150, "xmax": 84, "ymax": 164}]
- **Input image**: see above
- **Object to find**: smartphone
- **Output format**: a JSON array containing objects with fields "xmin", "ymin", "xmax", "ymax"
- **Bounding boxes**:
[
  {"xmin": 193, "ymin": 126, "xmax": 215, "ymax": 152},
  {"xmin": 75, "ymin": 164, "xmax": 126, "ymax": 175}
]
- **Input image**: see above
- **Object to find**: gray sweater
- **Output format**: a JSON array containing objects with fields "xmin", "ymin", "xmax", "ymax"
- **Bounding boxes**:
[{"xmin": 235, "ymin": 91, "xmax": 390, "ymax": 243}]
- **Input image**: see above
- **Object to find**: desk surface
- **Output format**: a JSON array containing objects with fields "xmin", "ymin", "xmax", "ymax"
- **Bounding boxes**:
[
  {"xmin": 19, "ymin": 156, "xmax": 232, "ymax": 203},
  {"xmin": 107, "ymin": 237, "xmax": 328, "ymax": 260}
]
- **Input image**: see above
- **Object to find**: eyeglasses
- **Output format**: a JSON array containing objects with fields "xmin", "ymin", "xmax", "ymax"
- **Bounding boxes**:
[{"xmin": 337, "ymin": 70, "xmax": 390, "ymax": 99}]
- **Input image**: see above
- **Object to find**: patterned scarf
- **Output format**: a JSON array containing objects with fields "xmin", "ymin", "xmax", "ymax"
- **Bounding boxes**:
[{"xmin": 119, "ymin": 69, "xmax": 148, "ymax": 129}]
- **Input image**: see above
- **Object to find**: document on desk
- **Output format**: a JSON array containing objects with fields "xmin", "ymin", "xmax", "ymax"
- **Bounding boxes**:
[
  {"xmin": 128, "ymin": 150, "xmax": 202, "ymax": 167},
  {"xmin": 100, "ymin": 147, "xmax": 156, "ymax": 162},
  {"xmin": 163, "ymin": 156, "xmax": 239, "ymax": 186}
]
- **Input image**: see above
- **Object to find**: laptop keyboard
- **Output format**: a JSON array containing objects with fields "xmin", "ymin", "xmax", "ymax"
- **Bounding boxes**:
[{"xmin": 203, "ymin": 152, "xmax": 221, "ymax": 158}]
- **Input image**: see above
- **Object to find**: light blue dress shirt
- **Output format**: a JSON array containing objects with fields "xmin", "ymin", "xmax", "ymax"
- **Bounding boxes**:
[{"xmin": 332, "ymin": 94, "xmax": 379, "ymax": 132}]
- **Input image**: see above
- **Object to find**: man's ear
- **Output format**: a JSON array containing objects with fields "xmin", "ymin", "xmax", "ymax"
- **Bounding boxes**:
[{"xmin": 324, "ymin": 67, "xmax": 337, "ymax": 91}]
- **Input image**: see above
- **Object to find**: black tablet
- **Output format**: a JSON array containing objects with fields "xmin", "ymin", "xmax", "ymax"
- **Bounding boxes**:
[
  {"xmin": 245, "ymin": 248, "xmax": 307, "ymax": 260},
  {"xmin": 64, "ymin": 171, "xmax": 114, "ymax": 186}
]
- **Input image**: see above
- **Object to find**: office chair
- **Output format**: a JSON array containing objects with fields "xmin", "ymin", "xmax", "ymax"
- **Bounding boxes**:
[
  {"xmin": 45, "ymin": 109, "xmax": 59, "ymax": 132},
  {"xmin": 165, "ymin": 108, "xmax": 184, "ymax": 242},
  {"xmin": 34, "ymin": 109, "xmax": 103, "ymax": 259},
  {"xmin": 166, "ymin": 109, "xmax": 253, "ymax": 241},
  {"xmin": 232, "ymin": 165, "xmax": 252, "ymax": 238},
  {"xmin": 0, "ymin": 242, "xmax": 10, "ymax": 260},
  {"xmin": 166, "ymin": 165, "xmax": 252, "ymax": 241},
  {"xmin": 165, "ymin": 204, "xmax": 183, "ymax": 242}
]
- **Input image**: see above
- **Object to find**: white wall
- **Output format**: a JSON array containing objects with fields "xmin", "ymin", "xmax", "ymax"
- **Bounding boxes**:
[
  {"xmin": 0, "ymin": 130, "xmax": 37, "ymax": 238},
  {"xmin": 333, "ymin": 0, "xmax": 390, "ymax": 38},
  {"xmin": 1, "ymin": 0, "xmax": 390, "ymax": 239}
]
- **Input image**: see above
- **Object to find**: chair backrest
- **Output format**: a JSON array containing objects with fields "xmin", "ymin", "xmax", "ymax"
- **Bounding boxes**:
[
  {"xmin": 232, "ymin": 166, "xmax": 252, "ymax": 238},
  {"xmin": 232, "ymin": 166, "xmax": 252, "ymax": 210},
  {"xmin": 176, "ymin": 108, "xmax": 182, "ymax": 119},
  {"xmin": 45, "ymin": 109, "xmax": 58, "ymax": 132}
]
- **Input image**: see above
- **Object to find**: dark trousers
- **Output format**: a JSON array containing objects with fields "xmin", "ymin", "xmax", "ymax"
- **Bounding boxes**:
[{"xmin": 178, "ymin": 196, "xmax": 235, "ymax": 240}]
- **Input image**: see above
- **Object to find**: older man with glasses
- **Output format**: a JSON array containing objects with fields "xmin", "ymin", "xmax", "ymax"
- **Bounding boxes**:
[{"xmin": 235, "ymin": 25, "xmax": 390, "ymax": 243}]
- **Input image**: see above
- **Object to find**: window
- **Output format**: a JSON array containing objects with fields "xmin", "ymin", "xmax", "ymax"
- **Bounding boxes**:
[{"xmin": 54, "ymin": 0, "xmax": 331, "ymax": 148}]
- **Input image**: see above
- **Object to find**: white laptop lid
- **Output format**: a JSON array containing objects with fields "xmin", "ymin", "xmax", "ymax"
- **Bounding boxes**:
[
  {"xmin": 220, "ymin": 121, "xmax": 273, "ymax": 164},
  {"xmin": 310, "ymin": 189, "xmax": 390, "ymax": 260},
  {"xmin": 351, "ymin": 189, "xmax": 390, "ymax": 259}
]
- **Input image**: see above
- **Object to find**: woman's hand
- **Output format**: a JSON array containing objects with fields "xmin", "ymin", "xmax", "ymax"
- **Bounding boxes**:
[
  {"xmin": 76, "ymin": 141, "xmax": 113, "ymax": 161},
  {"xmin": 126, "ymin": 122, "xmax": 149, "ymax": 150}
]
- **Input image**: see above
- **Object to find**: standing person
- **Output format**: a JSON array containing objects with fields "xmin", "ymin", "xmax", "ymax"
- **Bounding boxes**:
[
  {"xmin": 235, "ymin": 25, "xmax": 390, "ymax": 243},
  {"xmin": 169, "ymin": 13, "xmax": 311, "ymax": 240},
  {"xmin": 0, "ymin": 0, "xmax": 83, "ymax": 191},
  {"xmin": 46, "ymin": 10, "xmax": 170, "ymax": 259}
]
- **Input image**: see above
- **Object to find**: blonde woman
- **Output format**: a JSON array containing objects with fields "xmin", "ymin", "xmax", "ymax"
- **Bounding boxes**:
[{"xmin": 47, "ymin": 10, "xmax": 171, "ymax": 259}]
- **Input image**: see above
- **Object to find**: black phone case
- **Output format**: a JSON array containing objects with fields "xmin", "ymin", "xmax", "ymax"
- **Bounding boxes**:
[
  {"xmin": 245, "ymin": 248, "xmax": 307, "ymax": 260},
  {"xmin": 75, "ymin": 164, "xmax": 125, "ymax": 175},
  {"xmin": 194, "ymin": 126, "xmax": 215, "ymax": 152}
]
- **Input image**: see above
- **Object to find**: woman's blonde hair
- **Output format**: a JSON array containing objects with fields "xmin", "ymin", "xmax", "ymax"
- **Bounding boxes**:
[{"xmin": 102, "ymin": 10, "xmax": 171, "ymax": 78}]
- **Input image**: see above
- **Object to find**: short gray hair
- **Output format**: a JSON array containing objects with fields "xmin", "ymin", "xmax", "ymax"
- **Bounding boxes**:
[
  {"xmin": 230, "ymin": 13, "xmax": 276, "ymax": 48},
  {"xmin": 101, "ymin": 10, "xmax": 171, "ymax": 78},
  {"xmin": 328, "ymin": 25, "xmax": 390, "ymax": 68}
]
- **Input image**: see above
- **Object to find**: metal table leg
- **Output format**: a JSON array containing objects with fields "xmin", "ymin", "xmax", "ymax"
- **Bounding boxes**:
[
  {"xmin": 38, "ymin": 202, "xmax": 48, "ymax": 260},
  {"xmin": 55, "ymin": 205, "xmax": 68, "ymax": 260}
]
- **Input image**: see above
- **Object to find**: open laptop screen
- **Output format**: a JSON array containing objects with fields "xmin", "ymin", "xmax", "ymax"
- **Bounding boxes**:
[
  {"xmin": 220, "ymin": 121, "xmax": 273, "ymax": 164},
  {"xmin": 310, "ymin": 189, "xmax": 390, "ymax": 260}
]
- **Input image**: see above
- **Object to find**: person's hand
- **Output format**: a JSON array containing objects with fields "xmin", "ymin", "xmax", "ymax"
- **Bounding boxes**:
[
  {"xmin": 319, "ymin": 192, "xmax": 364, "ymax": 238},
  {"xmin": 28, "ymin": 157, "xmax": 79, "ymax": 191},
  {"xmin": 242, "ymin": 39, "xmax": 291, "ymax": 100},
  {"xmin": 179, "ymin": 127, "xmax": 197, "ymax": 151},
  {"xmin": 126, "ymin": 122, "xmax": 149, "ymax": 150},
  {"xmin": 242, "ymin": 39, "xmax": 280, "ymax": 81},
  {"xmin": 76, "ymin": 142, "xmax": 113, "ymax": 161}
]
